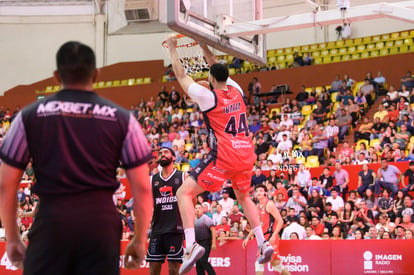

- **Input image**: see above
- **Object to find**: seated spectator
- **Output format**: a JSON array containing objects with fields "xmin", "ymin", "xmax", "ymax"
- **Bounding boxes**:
[
  {"xmin": 377, "ymin": 189, "xmax": 395, "ymax": 220},
  {"xmin": 307, "ymin": 188, "xmax": 324, "ymax": 217},
  {"xmin": 331, "ymin": 225, "xmax": 344, "ymax": 240},
  {"xmin": 374, "ymin": 159, "xmax": 402, "ymax": 197},
  {"xmin": 375, "ymin": 213, "xmax": 395, "ymax": 233},
  {"xmin": 305, "ymin": 114, "xmax": 317, "ymax": 131},
  {"xmin": 395, "ymin": 196, "xmax": 414, "ymax": 225},
  {"xmin": 370, "ymin": 116, "xmax": 386, "ymax": 140},
  {"xmin": 212, "ymin": 204, "xmax": 226, "ymax": 226},
  {"xmin": 228, "ymin": 205, "xmax": 244, "ymax": 226},
  {"xmin": 293, "ymin": 164, "xmax": 311, "ymax": 197},
  {"xmin": 360, "ymin": 79, "xmax": 375, "ymax": 105},
  {"xmin": 319, "ymin": 167, "xmax": 335, "ymax": 195},
  {"xmin": 312, "ymin": 101, "xmax": 327, "ymax": 124},
  {"xmin": 333, "ymin": 162, "xmax": 350, "ymax": 200},
  {"xmin": 281, "ymin": 215, "xmax": 307, "ymax": 240},
  {"xmin": 354, "ymin": 117, "xmax": 373, "ymax": 142},
  {"xmin": 296, "ymin": 85, "xmax": 309, "ymax": 105},
  {"xmin": 374, "ymin": 104, "xmax": 389, "ymax": 123},
  {"xmin": 338, "ymin": 140, "xmax": 354, "ymax": 160},
  {"xmin": 319, "ymin": 92, "xmax": 332, "ymax": 110},
  {"xmin": 330, "ymin": 74, "xmax": 344, "ymax": 93},
  {"xmin": 346, "ymin": 98, "xmax": 360, "ymax": 126},
  {"xmin": 355, "ymin": 91, "xmax": 367, "ymax": 109},
  {"xmin": 290, "ymin": 105, "xmax": 303, "ymax": 126},
  {"xmin": 401, "ymin": 71, "xmax": 414, "ymax": 90},
  {"xmin": 357, "ymin": 164, "xmax": 376, "ymax": 197},
  {"xmin": 400, "ymin": 213, "xmax": 414, "ymax": 232},
  {"xmin": 280, "ymin": 114, "xmax": 293, "ymax": 131},
  {"xmin": 305, "ymin": 226, "xmax": 322, "ymax": 240},
  {"xmin": 310, "ymin": 127, "xmax": 328, "ymax": 162},
  {"xmin": 326, "ymin": 188, "xmax": 344, "ymax": 214},
  {"xmin": 405, "ymin": 229, "xmax": 414, "ymax": 239},
  {"xmin": 216, "ymin": 216, "xmax": 231, "ymax": 236},
  {"xmin": 273, "ymin": 180, "xmax": 288, "ymax": 202},
  {"xmin": 339, "ymin": 201, "xmax": 356, "ymax": 233},
  {"xmin": 300, "ymin": 133, "xmax": 312, "ymax": 158},
  {"xmin": 394, "ymin": 225, "xmax": 406, "ymax": 240},
  {"xmin": 303, "ymin": 52, "xmax": 313, "ymax": 66},
  {"xmin": 374, "ymin": 71, "xmax": 387, "ymax": 91},
  {"xmin": 308, "ymin": 177, "xmax": 324, "ymax": 197},
  {"xmin": 324, "ymin": 213, "xmax": 342, "ymax": 235},
  {"xmin": 402, "ymin": 161, "xmax": 414, "ymax": 195},
  {"xmin": 354, "ymin": 217, "xmax": 371, "ymax": 236},
  {"xmin": 277, "ymin": 134, "xmax": 292, "ymax": 154},
  {"xmin": 394, "ymin": 124, "xmax": 410, "ymax": 150},
  {"xmin": 386, "ymin": 103, "xmax": 399, "ymax": 123},
  {"xmin": 336, "ymin": 108, "xmax": 352, "ymax": 142},
  {"xmin": 286, "ymin": 188, "xmax": 308, "ymax": 216},
  {"xmin": 251, "ymin": 167, "xmax": 267, "ymax": 191},
  {"xmin": 293, "ymin": 51, "xmax": 305, "ymax": 67}
]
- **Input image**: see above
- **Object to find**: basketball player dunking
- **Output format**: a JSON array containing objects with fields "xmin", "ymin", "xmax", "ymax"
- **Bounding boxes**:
[
  {"xmin": 146, "ymin": 147, "xmax": 186, "ymax": 275},
  {"xmin": 165, "ymin": 34, "xmax": 274, "ymax": 275},
  {"xmin": 243, "ymin": 184, "xmax": 291, "ymax": 275}
]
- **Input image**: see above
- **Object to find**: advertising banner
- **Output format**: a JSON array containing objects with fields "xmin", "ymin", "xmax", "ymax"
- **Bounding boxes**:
[
  {"xmin": 1, "ymin": 240, "xmax": 413, "ymax": 275},
  {"xmin": 331, "ymin": 240, "xmax": 414, "ymax": 275}
]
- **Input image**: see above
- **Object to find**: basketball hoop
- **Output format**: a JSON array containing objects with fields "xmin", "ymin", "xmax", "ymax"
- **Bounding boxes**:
[{"xmin": 162, "ymin": 34, "xmax": 209, "ymax": 77}]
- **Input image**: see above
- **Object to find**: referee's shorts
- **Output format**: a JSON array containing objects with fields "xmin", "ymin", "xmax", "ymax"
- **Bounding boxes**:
[{"xmin": 24, "ymin": 190, "xmax": 122, "ymax": 275}]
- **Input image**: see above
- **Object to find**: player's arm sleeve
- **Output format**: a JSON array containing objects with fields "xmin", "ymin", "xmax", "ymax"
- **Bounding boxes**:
[
  {"xmin": 121, "ymin": 113, "xmax": 152, "ymax": 169},
  {"xmin": 226, "ymin": 77, "xmax": 244, "ymax": 96},
  {"xmin": 0, "ymin": 112, "xmax": 30, "ymax": 169},
  {"xmin": 188, "ymin": 83, "xmax": 216, "ymax": 111}
]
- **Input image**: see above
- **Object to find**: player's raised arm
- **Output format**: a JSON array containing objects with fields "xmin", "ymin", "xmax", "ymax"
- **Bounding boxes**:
[
  {"xmin": 166, "ymin": 34, "xmax": 195, "ymax": 94},
  {"xmin": 199, "ymin": 44, "xmax": 219, "ymax": 67}
]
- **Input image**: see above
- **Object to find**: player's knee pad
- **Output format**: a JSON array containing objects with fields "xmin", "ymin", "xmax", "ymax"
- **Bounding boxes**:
[{"xmin": 255, "ymin": 261, "xmax": 265, "ymax": 272}]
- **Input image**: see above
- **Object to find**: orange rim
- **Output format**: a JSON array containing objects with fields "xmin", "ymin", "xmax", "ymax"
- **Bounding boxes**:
[{"xmin": 161, "ymin": 34, "xmax": 199, "ymax": 49}]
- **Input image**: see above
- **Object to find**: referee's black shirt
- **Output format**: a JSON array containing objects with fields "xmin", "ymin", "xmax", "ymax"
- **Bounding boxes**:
[{"xmin": 0, "ymin": 89, "xmax": 152, "ymax": 196}]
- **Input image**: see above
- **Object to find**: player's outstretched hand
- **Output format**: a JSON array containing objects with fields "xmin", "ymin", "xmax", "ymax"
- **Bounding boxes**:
[
  {"xmin": 6, "ymin": 239, "xmax": 26, "ymax": 270},
  {"xmin": 124, "ymin": 236, "xmax": 145, "ymax": 269},
  {"xmin": 166, "ymin": 34, "xmax": 178, "ymax": 49}
]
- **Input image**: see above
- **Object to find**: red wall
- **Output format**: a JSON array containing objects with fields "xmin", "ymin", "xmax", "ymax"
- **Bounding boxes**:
[{"xmin": 2, "ymin": 53, "xmax": 414, "ymax": 111}]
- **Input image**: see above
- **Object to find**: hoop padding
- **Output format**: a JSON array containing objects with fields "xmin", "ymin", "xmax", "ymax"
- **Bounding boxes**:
[{"xmin": 162, "ymin": 35, "xmax": 209, "ymax": 77}]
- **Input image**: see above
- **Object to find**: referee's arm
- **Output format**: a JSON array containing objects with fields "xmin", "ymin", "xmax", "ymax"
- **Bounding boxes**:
[{"xmin": 210, "ymin": 226, "xmax": 217, "ymax": 250}]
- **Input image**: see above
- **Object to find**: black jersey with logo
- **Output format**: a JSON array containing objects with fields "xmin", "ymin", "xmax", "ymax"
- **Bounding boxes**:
[
  {"xmin": 0, "ymin": 89, "xmax": 152, "ymax": 196},
  {"xmin": 150, "ymin": 169, "xmax": 184, "ymax": 235}
]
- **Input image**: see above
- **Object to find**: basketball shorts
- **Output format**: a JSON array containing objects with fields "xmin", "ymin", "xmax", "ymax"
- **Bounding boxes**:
[
  {"xmin": 189, "ymin": 152, "xmax": 252, "ymax": 193},
  {"xmin": 146, "ymin": 233, "xmax": 184, "ymax": 263}
]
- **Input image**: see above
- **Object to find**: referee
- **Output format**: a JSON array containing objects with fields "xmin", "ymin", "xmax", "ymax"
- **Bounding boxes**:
[
  {"xmin": 0, "ymin": 41, "xmax": 153, "ymax": 274},
  {"xmin": 194, "ymin": 204, "xmax": 216, "ymax": 275}
]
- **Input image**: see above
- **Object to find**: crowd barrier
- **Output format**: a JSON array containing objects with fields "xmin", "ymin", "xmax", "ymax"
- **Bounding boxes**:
[{"xmin": 1, "ymin": 240, "xmax": 413, "ymax": 274}]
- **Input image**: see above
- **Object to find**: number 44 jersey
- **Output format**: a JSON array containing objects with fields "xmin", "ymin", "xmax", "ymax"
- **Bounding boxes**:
[{"xmin": 203, "ymin": 84, "xmax": 256, "ymax": 171}]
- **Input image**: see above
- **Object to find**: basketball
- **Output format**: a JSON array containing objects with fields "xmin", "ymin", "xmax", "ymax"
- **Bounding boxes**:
[{"xmin": 197, "ymin": 80, "xmax": 210, "ymax": 89}]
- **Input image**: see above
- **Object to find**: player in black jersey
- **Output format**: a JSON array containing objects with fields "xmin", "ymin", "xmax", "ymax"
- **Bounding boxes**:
[{"xmin": 147, "ymin": 147, "xmax": 185, "ymax": 275}]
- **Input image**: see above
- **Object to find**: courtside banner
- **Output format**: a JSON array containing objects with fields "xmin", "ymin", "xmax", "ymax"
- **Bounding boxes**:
[
  {"xmin": 1, "ymin": 240, "xmax": 414, "ymax": 274},
  {"xmin": 331, "ymin": 240, "xmax": 414, "ymax": 275},
  {"xmin": 246, "ymin": 240, "xmax": 331, "ymax": 275}
]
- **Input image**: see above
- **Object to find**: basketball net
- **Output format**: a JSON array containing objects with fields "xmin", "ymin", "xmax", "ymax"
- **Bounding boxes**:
[{"xmin": 162, "ymin": 34, "xmax": 209, "ymax": 78}]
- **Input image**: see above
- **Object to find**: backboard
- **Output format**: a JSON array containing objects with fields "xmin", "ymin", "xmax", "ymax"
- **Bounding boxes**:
[{"xmin": 167, "ymin": 0, "xmax": 266, "ymax": 66}]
